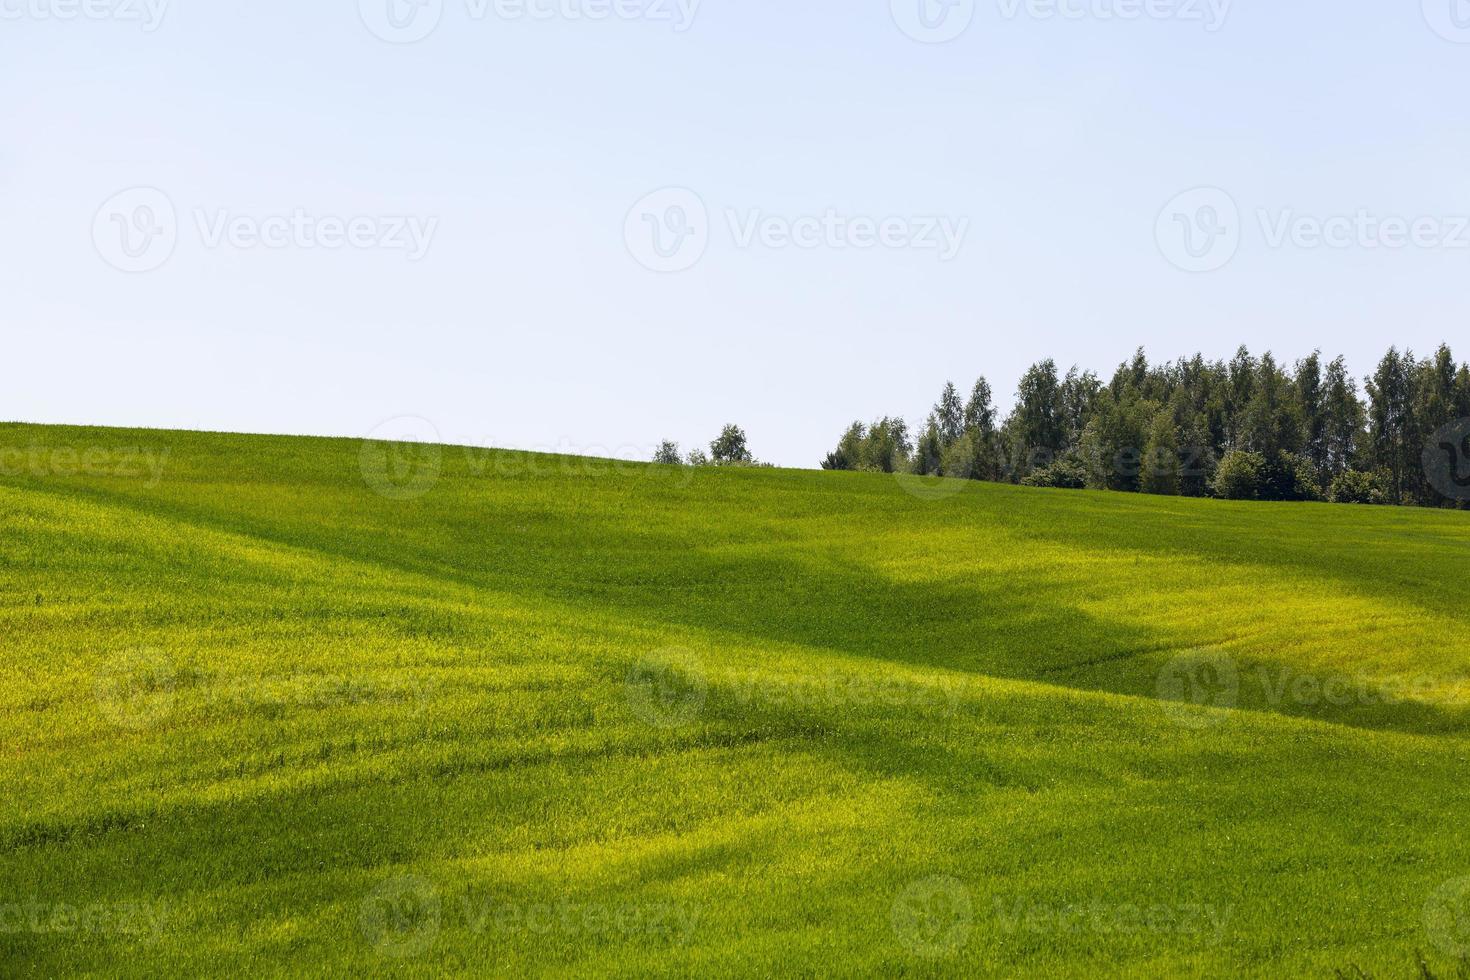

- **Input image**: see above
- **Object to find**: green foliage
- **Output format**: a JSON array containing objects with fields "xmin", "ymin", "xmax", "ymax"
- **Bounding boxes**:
[
  {"xmin": 1020, "ymin": 453, "xmax": 1089, "ymax": 490},
  {"xmin": 652, "ymin": 441, "xmax": 682, "ymax": 465},
  {"xmin": 910, "ymin": 417, "xmax": 944, "ymax": 476},
  {"xmin": 822, "ymin": 342, "xmax": 1469, "ymax": 511},
  {"xmin": 709, "ymin": 424, "xmax": 754, "ymax": 466},
  {"xmin": 1141, "ymin": 409, "xmax": 1181, "ymax": 496},
  {"xmin": 1330, "ymin": 469, "xmax": 1388, "ymax": 505},
  {"xmin": 1213, "ymin": 450, "xmax": 1266, "ymax": 500},
  {"xmin": 823, "ymin": 418, "xmax": 911, "ymax": 474}
]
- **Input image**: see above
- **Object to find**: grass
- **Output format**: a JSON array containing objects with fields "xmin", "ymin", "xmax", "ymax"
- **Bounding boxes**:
[{"xmin": 2, "ymin": 421, "xmax": 1470, "ymax": 977}]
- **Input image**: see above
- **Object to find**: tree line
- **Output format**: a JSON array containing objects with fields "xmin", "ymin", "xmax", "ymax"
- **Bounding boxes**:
[{"xmin": 821, "ymin": 345, "xmax": 1470, "ymax": 507}]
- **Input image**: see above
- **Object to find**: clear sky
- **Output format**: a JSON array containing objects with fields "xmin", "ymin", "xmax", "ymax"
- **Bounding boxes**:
[{"xmin": 5, "ymin": 0, "xmax": 1469, "ymax": 467}]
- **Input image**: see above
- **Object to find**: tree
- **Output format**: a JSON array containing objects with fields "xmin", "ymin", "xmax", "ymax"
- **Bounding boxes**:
[
  {"xmin": 1060, "ymin": 368, "xmax": 1102, "ymax": 452},
  {"xmin": 1322, "ymin": 356, "xmax": 1364, "ymax": 483},
  {"xmin": 1365, "ymin": 348, "xmax": 1415, "ymax": 503},
  {"xmin": 1175, "ymin": 403, "xmax": 1218, "ymax": 498},
  {"xmin": 1213, "ymin": 451, "xmax": 1264, "ymax": 500},
  {"xmin": 824, "ymin": 418, "xmax": 911, "ymax": 473},
  {"xmin": 822, "ymin": 424, "xmax": 866, "ymax": 471},
  {"xmin": 652, "ymin": 441, "xmax": 682, "ymax": 465},
  {"xmin": 1078, "ymin": 391, "xmax": 1155, "ymax": 492},
  {"xmin": 911, "ymin": 417, "xmax": 944, "ymax": 476},
  {"xmin": 1140, "ymin": 409, "xmax": 1181, "ymax": 496},
  {"xmin": 1295, "ymin": 351, "xmax": 1327, "ymax": 484},
  {"xmin": 963, "ymin": 378, "xmax": 1003, "ymax": 481},
  {"xmin": 813, "ymin": 344, "xmax": 1458, "ymax": 511},
  {"xmin": 1240, "ymin": 352, "xmax": 1301, "ymax": 457},
  {"xmin": 1225, "ymin": 346, "xmax": 1258, "ymax": 451},
  {"xmin": 964, "ymin": 378, "xmax": 996, "ymax": 434},
  {"xmin": 934, "ymin": 383, "xmax": 964, "ymax": 448},
  {"xmin": 709, "ymin": 425, "xmax": 754, "ymax": 466},
  {"xmin": 866, "ymin": 417, "xmax": 912, "ymax": 473},
  {"xmin": 1412, "ymin": 344, "xmax": 1461, "ymax": 504},
  {"xmin": 1007, "ymin": 359, "xmax": 1064, "ymax": 476}
]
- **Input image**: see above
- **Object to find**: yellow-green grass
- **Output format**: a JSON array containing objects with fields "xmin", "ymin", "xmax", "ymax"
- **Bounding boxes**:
[{"xmin": 2, "ymin": 422, "xmax": 1469, "ymax": 977}]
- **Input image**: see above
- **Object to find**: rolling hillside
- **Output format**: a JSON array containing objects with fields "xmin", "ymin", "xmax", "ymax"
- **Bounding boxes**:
[{"xmin": 2, "ymin": 423, "xmax": 1469, "ymax": 977}]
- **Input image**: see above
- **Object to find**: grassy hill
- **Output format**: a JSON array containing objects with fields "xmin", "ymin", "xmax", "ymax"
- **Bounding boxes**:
[{"xmin": 2, "ymin": 422, "xmax": 1469, "ymax": 977}]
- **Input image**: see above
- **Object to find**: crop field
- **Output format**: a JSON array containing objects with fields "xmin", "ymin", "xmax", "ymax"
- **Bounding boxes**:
[{"xmin": 2, "ymin": 422, "xmax": 1469, "ymax": 977}]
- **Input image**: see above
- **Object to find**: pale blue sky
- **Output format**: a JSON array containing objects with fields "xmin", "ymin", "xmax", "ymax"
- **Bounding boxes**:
[{"xmin": 4, "ymin": 0, "xmax": 1469, "ymax": 466}]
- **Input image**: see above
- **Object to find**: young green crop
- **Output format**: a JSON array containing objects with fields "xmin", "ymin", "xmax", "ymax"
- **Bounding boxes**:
[{"xmin": 2, "ymin": 423, "xmax": 1468, "ymax": 977}]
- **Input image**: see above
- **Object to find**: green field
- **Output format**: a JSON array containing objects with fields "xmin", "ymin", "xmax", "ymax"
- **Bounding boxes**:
[{"xmin": 3, "ymin": 422, "xmax": 1470, "ymax": 977}]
